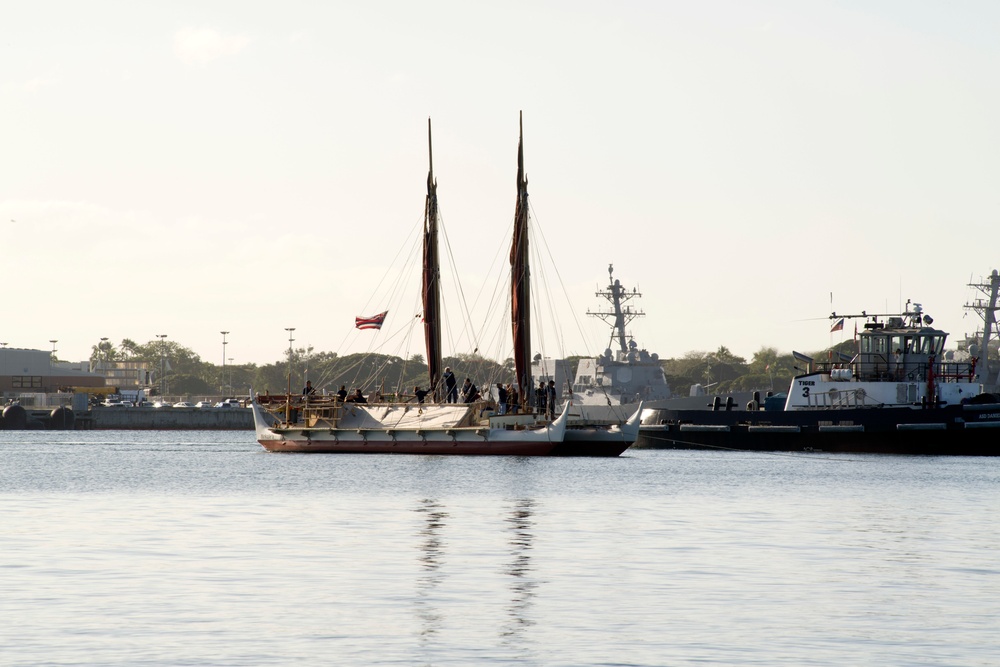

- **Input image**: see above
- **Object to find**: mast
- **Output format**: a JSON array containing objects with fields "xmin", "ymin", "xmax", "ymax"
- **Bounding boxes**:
[
  {"xmin": 965, "ymin": 269, "xmax": 1000, "ymax": 389},
  {"xmin": 510, "ymin": 112, "xmax": 532, "ymax": 407},
  {"xmin": 587, "ymin": 264, "xmax": 644, "ymax": 357},
  {"xmin": 422, "ymin": 118, "xmax": 443, "ymax": 400}
]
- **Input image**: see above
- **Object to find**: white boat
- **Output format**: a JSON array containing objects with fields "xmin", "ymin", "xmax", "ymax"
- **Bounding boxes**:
[
  {"xmin": 251, "ymin": 397, "xmax": 567, "ymax": 455},
  {"xmin": 252, "ymin": 117, "xmax": 569, "ymax": 455}
]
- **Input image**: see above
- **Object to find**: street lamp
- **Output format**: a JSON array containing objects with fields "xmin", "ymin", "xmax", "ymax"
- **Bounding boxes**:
[
  {"xmin": 220, "ymin": 331, "xmax": 229, "ymax": 396},
  {"xmin": 49, "ymin": 339, "xmax": 58, "ymax": 359},
  {"xmin": 284, "ymin": 327, "xmax": 295, "ymax": 384},
  {"xmin": 156, "ymin": 334, "xmax": 168, "ymax": 397}
]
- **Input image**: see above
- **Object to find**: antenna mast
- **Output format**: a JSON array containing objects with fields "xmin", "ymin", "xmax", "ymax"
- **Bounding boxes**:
[
  {"xmin": 965, "ymin": 269, "xmax": 1000, "ymax": 388},
  {"xmin": 587, "ymin": 264, "xmax": 644, "ymax": 355}
]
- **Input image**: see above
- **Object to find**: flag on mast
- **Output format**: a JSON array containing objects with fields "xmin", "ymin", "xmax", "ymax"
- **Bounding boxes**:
[
  {"xmin": 355, "ymin": 311, "xmax": 388, "ymax": 330},
  {"xmin": 830, "ymin": 317, "xmax": 845, "ymax": 332}
]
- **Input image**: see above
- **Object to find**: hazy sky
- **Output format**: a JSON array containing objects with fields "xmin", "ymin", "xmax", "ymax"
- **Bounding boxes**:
[{"xmin": 3, "ymin": 1, "xmax": 999, "ymax": 368}]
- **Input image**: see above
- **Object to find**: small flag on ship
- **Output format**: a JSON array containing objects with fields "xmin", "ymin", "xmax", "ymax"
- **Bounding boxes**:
[
  {"xmin": 355, "ymin": 311, "xmax": 388, "ymax": 330},
  {"xmin": 830, "ymin": 317, "xmax": 845, "ymax": 332}
]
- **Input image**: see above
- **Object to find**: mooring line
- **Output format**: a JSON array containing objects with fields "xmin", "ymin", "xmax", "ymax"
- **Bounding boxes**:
[{"xmin": 635, "ymin": 431, "xmax": 869, "ymax": 462}]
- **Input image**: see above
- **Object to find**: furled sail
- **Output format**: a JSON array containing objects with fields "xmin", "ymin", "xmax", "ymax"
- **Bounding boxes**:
[
  {"xmin": 510, "ymin": 112, "xmax": 531, "ymax": 409},
  {"xmin": 422, "ymin": 118, "xmax": 443, "ymax": 400}
]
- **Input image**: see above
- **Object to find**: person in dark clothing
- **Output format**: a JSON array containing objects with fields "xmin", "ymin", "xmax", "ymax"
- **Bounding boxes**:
[
  {"xmin": 443, "ymin": 367, "xmax": 458, "ymax": 403},
  {"xmin": 545, "ymin": 380, "xmax": 557, "ymax": 420},
  {"xmin": 496, "ymin": 383, "xmax": 508, "ymax": 415},
  {"xmin": 303, "ymin": 380, "xmax": 316, "ymax": 396},
  {"xmin": 413, "ymin": 386, "xmax": 429, "ymax": 404},
  {"xmin": 535, "ymin": 381, "xmax": 547, "ymax": 415},
  {"xmin": 461, "ymin": 378, "xmax": 479, "ymax": 403},
  {"xmin": 345, "ymin": 389, "xmax": 367, "ymax": 403},
  {"xmin": 337, "ymin": 385, "xmax": 348, "ymax": 402}
]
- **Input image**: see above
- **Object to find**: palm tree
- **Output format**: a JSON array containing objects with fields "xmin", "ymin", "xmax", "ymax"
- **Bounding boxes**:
[
  {"xmin": 119, "ymin": 338, "xmax": 139, "ymax": 360},
  {"xmin": 90, "ymin": 339, "xmax": 117, "ymax": 363}
]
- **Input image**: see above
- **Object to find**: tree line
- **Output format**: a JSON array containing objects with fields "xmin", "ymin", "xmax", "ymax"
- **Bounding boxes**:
[
  {"xmin": 90, "ymin": 336, "xmax": 995, "ymax": 400},
  {"xmin": 89, "ymin": 338, "xmax": 510, "ymax": 399}
]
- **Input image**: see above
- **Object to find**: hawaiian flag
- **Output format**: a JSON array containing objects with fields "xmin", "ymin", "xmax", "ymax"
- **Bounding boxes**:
[
  {"xmin": 355, "ymin": 311, "xmax": 388, "ymax": 330},
  {"xmin": 830, "ymin": 317, "xmax": 845, "ymax": 333}
]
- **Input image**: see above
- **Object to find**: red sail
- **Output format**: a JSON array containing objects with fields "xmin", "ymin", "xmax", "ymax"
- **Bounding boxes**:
[
  {"xmin": 510, "ymin": 112, "xmax": 531, "ymax": 408},
  {"xmin": 422, "ymin": 118, "xmax": 443, "ymax": 401}
]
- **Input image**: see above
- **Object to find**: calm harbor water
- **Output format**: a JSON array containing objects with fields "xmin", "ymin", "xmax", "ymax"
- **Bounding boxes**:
[{"xmin": 2, "ymin": 431, "xmax": 998, "ymax": 666}]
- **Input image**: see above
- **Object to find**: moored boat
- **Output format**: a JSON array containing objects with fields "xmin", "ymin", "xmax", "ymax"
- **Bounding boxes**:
[
  {"xmin": 252, "ymin": 115, "xmax": 579, "ymax": 456},
  {"xmin": 551, "ymin": 401, "xmax": 643, "ymax": 457},
  {"xmin": 251, "ymin": 394, "xmax": 567, "ymax": 455},
  {"xmin": 637, "ymin": 295, "xmax": 1000, "ymax": 455}
]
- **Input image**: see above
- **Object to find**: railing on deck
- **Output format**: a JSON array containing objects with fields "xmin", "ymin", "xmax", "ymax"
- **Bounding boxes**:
[{"xmin": 814, "ymin": 360, "xmax": 975, "ymax": 383}]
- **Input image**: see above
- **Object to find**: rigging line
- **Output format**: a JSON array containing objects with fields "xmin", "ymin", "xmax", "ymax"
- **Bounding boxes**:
[
  {"xmin": 635, "ymin": 433, "xmax": 869, "ymax": 462},
  {"xmin": 526, "ymin": 212, "xmax": 566, "ymax": 362},
  {"xmin": 438, "ymin": 209, "xmax": 474, "ymax": 354},
  {"xmin": 463, "ymin": 213, "xmax": 516, "ymax": 356},
  {"xmin": 312, "ymin": 315, "xmax": 419, "ymax": 390},
  {"xmin": 357, "ymin": 214, "xmax": 422, "ymax": 321},
  {"xmin": 331, "ymin": 215, "xmax": 423, "ymax": 356},
  {"xmin": 527, "ymin": 198, "xmax": 599, "ymax": 357},
  {"xmin": 438, "ymin": 212, "xmax": 483, "ymax": 356},
  {"xmin": 481, "ymin": 246, "xmax": 515, "ymax": 361}
]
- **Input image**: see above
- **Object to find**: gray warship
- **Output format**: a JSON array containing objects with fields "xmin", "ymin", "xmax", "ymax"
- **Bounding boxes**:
[{"xmin": 531, "ymin": 265, "xmax": 672, "ymax": 411}]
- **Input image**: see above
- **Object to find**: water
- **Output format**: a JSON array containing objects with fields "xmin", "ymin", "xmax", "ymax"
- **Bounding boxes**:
[{"xmin": 2, "ymin": 431, "xmax": 998, "ymax": 666}]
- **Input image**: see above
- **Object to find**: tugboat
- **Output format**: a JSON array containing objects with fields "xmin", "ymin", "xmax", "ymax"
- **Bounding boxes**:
[{"xmin": 636, "ymin": 278, "xmax": 1000, "ymax": 455}]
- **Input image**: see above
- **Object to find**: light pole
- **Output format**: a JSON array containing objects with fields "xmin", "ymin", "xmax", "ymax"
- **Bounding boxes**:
[
  {"xmin": 228, "ymin": 357, "xmax": 234, "ymax": 395},
  {"xmin": 220, "ymin": 331, "xmax": 229, "ymax": 396},
  {"xmin": 49, "ymin": 339, "xmax": 58, "ymax": 361},
  {"xmin": 284, "ymin": 327, "xmax": 295, "ymax": 386},
  {"xmin": 156, "ymin": 334, "xmax": 168, "ymax": 397}
]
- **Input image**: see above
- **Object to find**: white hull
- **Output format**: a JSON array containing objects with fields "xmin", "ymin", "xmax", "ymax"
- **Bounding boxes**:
[
  {"xmin": 252, "ymin": 398, "xmax": 569, "ymax": 455},
  {"xmin": 785, "ymin": 376, "xmax": 981, "ymax": 410}
]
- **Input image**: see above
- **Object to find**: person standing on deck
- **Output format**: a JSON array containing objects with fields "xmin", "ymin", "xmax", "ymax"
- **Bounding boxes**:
[
  {"xmin": 545, "ymin": 380, "xmax": 557, "ymax": 420},
  {"xmin": 336, "ymin": 385, "xmax": 348, "ymax": 402},
  {"xmin": 303, "ymin": 380, "xmax": 316, "ymax": 396},
  {"xmin": 496, "ymin": 383, "xmax": 508, "ymax": 415},
  {"xmin": 535, "ymin": 381, "xmax": 547, "ymax": 416},
  {"xmin": 443, "ymin": 367, "xmax": 458, "ymax": 403}
]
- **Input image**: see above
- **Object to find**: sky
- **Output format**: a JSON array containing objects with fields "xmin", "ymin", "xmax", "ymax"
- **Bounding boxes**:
[{"xmin": 3, "ymin": 0, "xmax": 999, "ymax": 368}]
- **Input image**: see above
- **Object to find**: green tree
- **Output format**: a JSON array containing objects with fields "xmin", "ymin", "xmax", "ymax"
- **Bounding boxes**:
[
  {"xmin": 119, "ymin": 338, "xmax": 140, "ymax": 359},
  {"xmin": 89, "ymin": 339, "xmax": 117, "ymax": 363}
]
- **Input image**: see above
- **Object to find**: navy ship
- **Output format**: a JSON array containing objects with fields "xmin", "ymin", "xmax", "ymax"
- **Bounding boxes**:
[{"xmin": 531, "ymin": 264, "xmax": 672, "ymax": 409}]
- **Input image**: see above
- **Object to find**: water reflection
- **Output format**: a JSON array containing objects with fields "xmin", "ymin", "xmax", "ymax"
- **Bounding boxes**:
[
  {"xmin": 413, "ymin": 498, "xmax": 448, "ymax": 641},
  {"xmin": 501, "ymin": 498, "xmax": 538, "ymax": 641},
  {"xmin": 411, "ymin": 497, "xmax": 541, "ymax": 648}
]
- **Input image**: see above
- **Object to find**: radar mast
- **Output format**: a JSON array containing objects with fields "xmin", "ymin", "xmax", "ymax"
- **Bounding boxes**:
[{"xmin": 587, "ymin": 264, "xmax": 644, "ymax": 356}]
